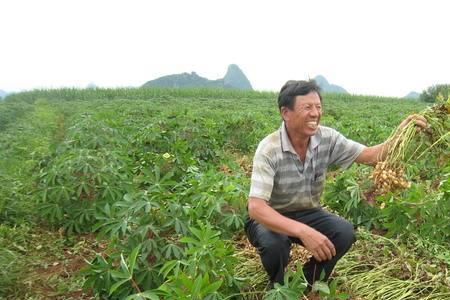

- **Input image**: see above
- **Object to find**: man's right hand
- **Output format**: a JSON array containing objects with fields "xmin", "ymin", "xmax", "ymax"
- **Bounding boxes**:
[{"xmin": 298, "ymin": 225, "xmax": 336, "ymax": 262}]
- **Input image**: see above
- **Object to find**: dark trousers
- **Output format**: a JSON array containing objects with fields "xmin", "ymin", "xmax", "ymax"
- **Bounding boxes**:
[{"xmin": 244, "ymin": 207, "xmax": 355, "ymax": 285}]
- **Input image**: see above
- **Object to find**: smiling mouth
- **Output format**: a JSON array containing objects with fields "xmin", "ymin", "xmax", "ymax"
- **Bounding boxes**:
[{"xmin": 306, "ymin": 121, "xmax": 318, "ymax": 129}]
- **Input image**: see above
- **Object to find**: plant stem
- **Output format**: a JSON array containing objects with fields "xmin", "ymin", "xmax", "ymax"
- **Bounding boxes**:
[{"xmin": 131, "ymin": 277, "xmax": 142, "ymax": 294}]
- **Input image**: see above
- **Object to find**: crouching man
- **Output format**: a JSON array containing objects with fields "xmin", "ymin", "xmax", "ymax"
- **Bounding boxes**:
[{"xmin": 245, "ymin": 80, "xmax": 426, "ymax": 287}]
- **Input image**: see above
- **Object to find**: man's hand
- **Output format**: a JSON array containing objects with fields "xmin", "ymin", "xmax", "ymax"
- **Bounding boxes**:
[
  {"xmin": 398, "ymin": 114, "xmax": 427, "ymax": 131},
  {"xmin": 356, "ymin": 114, "xmax": 429, "ymax": 165},
  {"xmin": 299, "ymin": 226, "xmax": 336, "ymax": 262}
]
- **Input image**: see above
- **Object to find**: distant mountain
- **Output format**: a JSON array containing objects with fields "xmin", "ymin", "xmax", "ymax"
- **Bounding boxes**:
[
  {"xmin": 86, "ymin": 82, "xmax": 98, "ymax": 89},
  {"xmin": 404, "ymin": 91, "xmax": 420, "ymax": 99},
  {"xmin": 223, "ymin": 64, "xmax": 252, "ymax": 89},
  {"xmin": 0, "ymin": 90, "xmax": 7, "ymax": 98},
  {"xmin": 143, "ymin": 72, "xmax": 219, "ymax": 88},
  {"xmin": 143, "ymin": 64, "xmax": 253, "ymax": 90},
  {"xmin": 313, "ymin": 75, "xmax": 348, "ymax": 94}
]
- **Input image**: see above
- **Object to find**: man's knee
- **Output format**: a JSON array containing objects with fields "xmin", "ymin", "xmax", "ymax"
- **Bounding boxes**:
[
  {"xmin": 259, "ymin": 233, "xmax": 291, "ymax": 259},
  {"xmin": 333, "ymin": 219, "xmax": 355, "ymax": 251},
  {"xmin": 246, "ymin": 220, "xmax": 291, "ymax": 258}
]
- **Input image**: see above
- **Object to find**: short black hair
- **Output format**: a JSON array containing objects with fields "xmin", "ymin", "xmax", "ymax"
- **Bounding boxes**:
[{"xmin": 277, "ymin": 80, "xmax": 322, "ymax": 110}]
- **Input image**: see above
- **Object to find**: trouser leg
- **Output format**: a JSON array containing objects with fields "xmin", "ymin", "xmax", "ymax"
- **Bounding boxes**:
[
  {"xmin": 245, "ymin": 208, "xmax": 355, "ymax": 286},
  {"xmin": 245, "ymin": 218, "xmax": 291, "ymax": 284},
  {"xmin": 287, "ymin": 208, "xmax": 356, "ymax": 285}
]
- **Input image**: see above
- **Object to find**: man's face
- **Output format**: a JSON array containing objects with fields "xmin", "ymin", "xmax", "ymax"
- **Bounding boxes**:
[{"xmin": 282, "ymin": 91, "xmax": 322, "ymax": 140}]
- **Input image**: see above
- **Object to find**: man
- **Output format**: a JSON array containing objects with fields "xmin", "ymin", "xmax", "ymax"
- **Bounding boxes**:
[{"xmin": 245, "ymin": 80, "xmax": 426, "ymax": 287}]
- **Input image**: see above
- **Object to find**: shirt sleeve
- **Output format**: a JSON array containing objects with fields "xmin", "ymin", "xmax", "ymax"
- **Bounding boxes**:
[
  {"xmin": 249, "ymin": 146, "xmax": 276, "ymax": 201},
  {"xmin": 328, "ymin": 129, "xmax": 366, "ymax": 169}
]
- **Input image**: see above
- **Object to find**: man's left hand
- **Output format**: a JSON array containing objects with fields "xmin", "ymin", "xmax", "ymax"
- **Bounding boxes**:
[{"xmin": 398, "ymin": 114, "xmax": 427, "ymax": 131}]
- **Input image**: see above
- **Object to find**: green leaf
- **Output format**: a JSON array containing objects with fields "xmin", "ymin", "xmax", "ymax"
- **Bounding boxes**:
[
  {"xmin": 159, "ymin": 260, "xmax": 185, "ymax": 278},
  {"xmin": 202, "ymin": 279, "xmax": 222, "ymax": 294},
  {"xmin": 179, "ymin": 236, "xmax": 199, "ymax": 245},
  {"xmin": 191, "ymin": 275, "xmax": 203, "ymax": 296},
  {"xmin": 125, "ymin": 290, "xmax": 160, "ymax": 300},
  {"xmin": 281, "ymin": 289, "xmax": 301, "ymax": 299},
  {"xmin": 124, "ymin": 193, "xmax": 133, "ymax": 202},
  {"xmin": 162, "ymin": 243, "xmax": 183, "ymax": 259},
  {"xmin": 128, "ymin": 245, "xmax": 141, "ymax": 275},
  {"xmin": 189, "ymin": 226, "xmax": 203, "ymax": 240},
  {"xmin": 312, "ymin": 281, "xmax": 330, "ymax": 295},
  {"xmin": 110, "ymin": 270, "xmax": 130, "ymax": 279},
  {"xmin": 141, "ymin": 291, "xmax": 160, "ymax": 300},
  {"xmin": 120, "ymin": 254, "xmax": 131, "ymax": 275},
  {"xmin": 337, "ymin": 292, "xmax": 351, "ymax": 299},
  {"xmin": 109, "ymin": 278, "xmax": 130, "ymax": 295},
  {"xmin": 104, "ymin": 203, "xmax": 111, "ymax": 216},
  {"xmin": 328, "ymin": 279, "xmax": 338, "ymax": 296}
]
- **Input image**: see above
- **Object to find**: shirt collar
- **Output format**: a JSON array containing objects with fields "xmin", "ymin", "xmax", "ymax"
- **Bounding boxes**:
[{"xmin": 280, "ymin": 121, "xmax": 321, "ymax": 154}]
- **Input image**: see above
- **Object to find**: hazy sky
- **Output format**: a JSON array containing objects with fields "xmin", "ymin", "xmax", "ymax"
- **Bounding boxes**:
[{"xmin": 1, "ymin": 0, "xmax": 449, "ymax": 97}]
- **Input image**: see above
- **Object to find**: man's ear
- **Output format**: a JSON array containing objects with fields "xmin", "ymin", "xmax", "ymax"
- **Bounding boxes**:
[{"xmin": 280, "ymin": 106, "xmax": 290, "ymax": 122}]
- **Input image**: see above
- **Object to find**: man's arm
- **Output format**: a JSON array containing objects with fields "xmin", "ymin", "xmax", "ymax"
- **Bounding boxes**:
[
  {"xmin": 248, "ymin": 197, "xmax": 336, "ymax": 262},
  {"xmin": 355, "ymin": 114, "xmax": 427, "ymax": 165},
  {"xmin": 354, "ymin": 143, "xmax": 387, "ymax": 165}
]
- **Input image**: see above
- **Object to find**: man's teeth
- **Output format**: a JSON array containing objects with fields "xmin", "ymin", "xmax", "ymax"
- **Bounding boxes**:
[{"xmin": 307, "ymin": 122, "xmax": 318, "ymax": 129}]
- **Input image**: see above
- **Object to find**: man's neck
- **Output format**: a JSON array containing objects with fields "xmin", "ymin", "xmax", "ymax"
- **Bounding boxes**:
[
  {"xmin": 285, "ymin": 126, "xmax": 310, "ymax": 163},
  {"xmin": 285, "ymin": 126, "xmax": 310, "ymax": 150}
]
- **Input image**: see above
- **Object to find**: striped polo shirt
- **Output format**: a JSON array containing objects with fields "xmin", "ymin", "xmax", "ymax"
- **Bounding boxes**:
[{"xmin": 249, "ymin": 122, "xmax": 366, "ymax": 213}]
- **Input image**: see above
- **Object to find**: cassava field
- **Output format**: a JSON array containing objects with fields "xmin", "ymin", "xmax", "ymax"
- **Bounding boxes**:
[{"xmin": 0, "ymin": 88, "xmax": 449, "ymax": 300}]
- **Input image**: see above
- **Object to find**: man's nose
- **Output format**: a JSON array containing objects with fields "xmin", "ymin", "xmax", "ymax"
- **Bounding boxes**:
[{"xmin": 309, "ymin": 107, "xmax": 320, "ymax": 116}]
